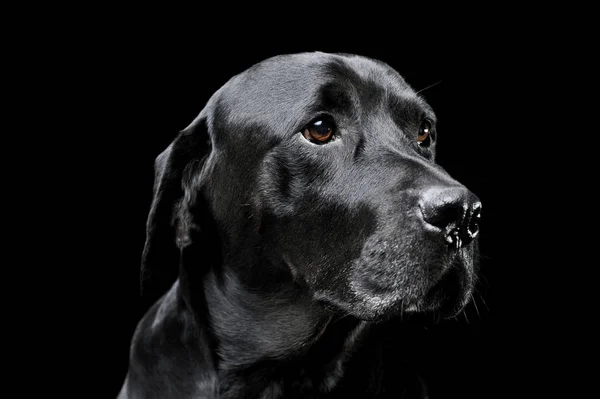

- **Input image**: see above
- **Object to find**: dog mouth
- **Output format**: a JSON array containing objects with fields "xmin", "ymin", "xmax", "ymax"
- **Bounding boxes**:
[
  {"xmin": 316, "ymin": 271, "xmax": 472, "ymax": 323},
  {"xmin": 335, "ymin": 255, "xmax": 475, "ymax": 322}
]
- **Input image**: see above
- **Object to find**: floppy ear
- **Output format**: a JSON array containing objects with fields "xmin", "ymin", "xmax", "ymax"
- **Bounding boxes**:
[{"xmin": 140, "ymin": 117, "xmax": 212, "ymax": 297}]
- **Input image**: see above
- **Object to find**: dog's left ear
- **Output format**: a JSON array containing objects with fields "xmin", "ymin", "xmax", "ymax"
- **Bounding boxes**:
[{"xmin": 139, "ymin": 116, "xmax": 212, "ymax": 297}]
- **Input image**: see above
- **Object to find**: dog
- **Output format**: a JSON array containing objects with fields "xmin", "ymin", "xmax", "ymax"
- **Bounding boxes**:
[{"xmin": 118, "ymin": 52, "xmax": 482, "ymax": 398}]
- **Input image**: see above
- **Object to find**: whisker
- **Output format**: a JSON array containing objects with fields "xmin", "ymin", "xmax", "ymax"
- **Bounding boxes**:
[
  {"xmin": 463, "ymin": 310, "xmax": 469, "ymax": 324},
  {"xmin": 416, "ymin": 80, "xmax": 442, "ymax": 94},
  {"xmin": 473, "ymin": 286, "xmax": 490, "ymax": 313},
  {"xmin": 479, "ymin": 274, "xmax": 491, "ymax": 288},
  {"xmin": 333, "ymin": 310, "xmax": 353, "ymax": 322},
  {"xmin": 471, "ymin": 293, "xmax": 481, "ymax": 320},
  {"xmin": 400, "ymin": 299, "xmax": 404, "ymax": 322},
  {"xmin": 478, "ymin": 295, "xmax": 490, "ymax": 313}
]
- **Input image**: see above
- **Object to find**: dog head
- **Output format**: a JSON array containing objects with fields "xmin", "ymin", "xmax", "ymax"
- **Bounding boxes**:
[{"xmin": 141, "ymin": 52, "xmax": 481, "ymax": 322}]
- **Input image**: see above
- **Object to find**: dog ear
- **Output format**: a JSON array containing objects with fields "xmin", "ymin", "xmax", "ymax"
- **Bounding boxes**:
[{"xmin": 140, "ymin": 116, "xmax": 212, "ymax": 297}]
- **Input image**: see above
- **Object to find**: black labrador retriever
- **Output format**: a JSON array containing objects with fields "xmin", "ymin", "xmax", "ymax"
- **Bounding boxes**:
[{"xmin": 118, "ymin": 52, "xmax": 481, "ymax": 399}]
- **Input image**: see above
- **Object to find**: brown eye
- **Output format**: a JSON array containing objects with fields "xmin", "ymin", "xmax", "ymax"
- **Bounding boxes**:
[
  {"xmin": 303, "ymin": 119, "xmax": 335, "ymax": 144},
  {"xmin": 418, "ymin": 120, "xmax": 432, "ymax": 147}
]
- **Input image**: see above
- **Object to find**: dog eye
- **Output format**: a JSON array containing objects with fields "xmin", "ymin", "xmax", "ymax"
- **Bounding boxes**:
[
  {"xmin": 303, "ymin": 119, "xmax": 335, "ymax": 144},
  {"xmin": 418, "ymin": 120, "xmax": 432, "ymax": 147}
]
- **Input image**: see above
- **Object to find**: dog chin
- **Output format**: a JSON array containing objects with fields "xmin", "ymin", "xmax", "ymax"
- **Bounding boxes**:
[
  {"xmin": 353, "ymin": 289, "xmax": 472, "ymax": 323},
  {"xmin": 314, "ymin": 291, "xmax": 419, "ymax": 323},
  {"xmin": 317, "ymin": 277, "xmax": 473, "ymax": 323}
]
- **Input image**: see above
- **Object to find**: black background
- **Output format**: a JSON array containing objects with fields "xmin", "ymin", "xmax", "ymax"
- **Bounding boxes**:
[{"xmin": 58, "ymin": 21, "xmax": 571, "ymax": 398}]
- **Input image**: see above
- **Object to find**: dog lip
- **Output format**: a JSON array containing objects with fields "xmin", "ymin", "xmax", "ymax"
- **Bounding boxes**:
[
  {"xmin": 352, "ymin": 275, "xmax": 398, "ymax": 298},
  {"xmin": 403, "ymin": 302, "xmax": 421, "ymax": 313},
  {"xmin": 283, "ymin": 255, "xmax": 299, "ymax": 281},
  {"xmin": 423, "ymin": 265, "xmax": 473, "ymax": 318}
]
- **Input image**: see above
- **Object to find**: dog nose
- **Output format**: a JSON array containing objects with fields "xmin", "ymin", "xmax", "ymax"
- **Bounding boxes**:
[{"xmin": 419, "ymin": 186, "xmax": 481, "ymax": 248}]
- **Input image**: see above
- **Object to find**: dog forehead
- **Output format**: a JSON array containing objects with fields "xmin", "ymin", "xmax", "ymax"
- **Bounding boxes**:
[
  {"xmin": 202, "ymin": 52, "xmax": 421, "ymax": 134},
  {"xmin": 226, "ymin": 53, "xmax": 333, "ymax": 111}
]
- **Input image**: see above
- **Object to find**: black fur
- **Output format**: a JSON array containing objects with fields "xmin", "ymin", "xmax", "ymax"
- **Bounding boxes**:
[{"xmin": 118, "ymin": 52, "xmax": 481, "ymax": 398}]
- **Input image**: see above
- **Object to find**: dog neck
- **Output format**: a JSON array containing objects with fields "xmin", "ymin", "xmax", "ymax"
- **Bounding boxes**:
[{"xmin": 191, "ymin": 266, "xmax": 370, "ymax": 396}]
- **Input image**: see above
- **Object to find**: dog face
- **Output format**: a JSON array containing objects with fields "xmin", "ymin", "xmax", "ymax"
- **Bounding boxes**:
[{"xmin": 145, "ymin": 52, "xmax": 481, "ymax": 322}]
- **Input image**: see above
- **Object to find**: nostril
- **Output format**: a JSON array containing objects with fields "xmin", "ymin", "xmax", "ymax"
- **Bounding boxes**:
[{"xmin": 468, "ymin": 203, "xmax": 482, "ymax": 238}]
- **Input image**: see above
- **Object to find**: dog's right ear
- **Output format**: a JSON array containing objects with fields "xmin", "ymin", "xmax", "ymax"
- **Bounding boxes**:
[{"xmin": 139, "ymin": 116, "xmax": 212, "ymax": 298}]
